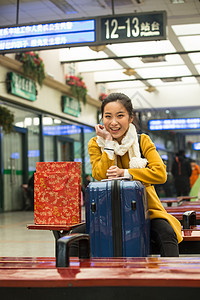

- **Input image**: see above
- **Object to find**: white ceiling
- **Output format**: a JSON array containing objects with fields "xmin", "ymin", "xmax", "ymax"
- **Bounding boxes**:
[{"xmin": 0, "ymin": 0, "xmax": 200, "ymax": 96}]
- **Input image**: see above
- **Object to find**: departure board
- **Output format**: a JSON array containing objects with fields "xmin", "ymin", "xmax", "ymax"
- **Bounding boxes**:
[{"xmin": 0, "ymin": 11, "xmax": 166, "ymax": 53}]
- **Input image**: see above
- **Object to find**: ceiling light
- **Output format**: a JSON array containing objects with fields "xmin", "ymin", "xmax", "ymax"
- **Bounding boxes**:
[
  {"xmin": 89, "ymin": 45, "xmax": 107, "ymax": 52},
  {"xmin": 170, "ymin": 0, "xmax": 185, "ymax": 3},
  {"xmin": 161, "ymin": 77, "xmax": 182, "ymax": 82},
  {"xmin": 141, "ymin": 56, "xmax": 166, "ymax": 63},
  {"xmin": 145, "ymin": 86, "xmax": 156, "ymax": 93},
  {"xmin": 123, "ymin": 68, "xmax": 136, "ymax": 76}
]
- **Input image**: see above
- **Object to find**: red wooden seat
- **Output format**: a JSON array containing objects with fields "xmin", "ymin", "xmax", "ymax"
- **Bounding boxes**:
[
  {"xmin": 166, "ymin": 205, "xmax": 200, "ymax": 214},
  {"xmin": 27, "ymin": 223, "xmax": 84, "ymax": 232},
  {"xmin": 1, "ymin": 255, "xmax": 200, "ymax": 300},
  {"xmin": 160, "ymin": 196, "xmax": 197, "ymax": 207}
]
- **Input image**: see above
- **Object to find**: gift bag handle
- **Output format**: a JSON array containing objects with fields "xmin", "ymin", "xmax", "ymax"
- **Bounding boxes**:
[{"xmin": 45, "ymin": 163, "xmax": 69, "ymax": 192}]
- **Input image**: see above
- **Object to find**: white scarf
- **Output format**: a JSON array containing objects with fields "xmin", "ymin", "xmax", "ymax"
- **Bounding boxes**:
[{"xmin": 96, "ymin": 123, "xmax": 148, "ymax": 169}]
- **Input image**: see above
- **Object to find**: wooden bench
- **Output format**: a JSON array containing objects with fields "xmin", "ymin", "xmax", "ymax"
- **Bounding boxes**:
[
  {"xmin": 27, "ymin": 222, "xmax": 200, "ymax": 255},
  {"xmin": 27, "ymin": 222, "xmax": 85, "ymax": 253},
  {"xmin": 1, "ymin": 256, "xmax": 200, "ymax": 299},
  {"xmin": 166, "ymin": 205, "xmax": 200, "ymax": 224},
  {"xmin": 160, "ymin": 196, "xmax": 197, "ymax": 207},
  {"xmin": 179, "ymin": 200, "xmax": 200, "ymax": 206},
  {"xmin": 180, "ymin": 228, "xmax": 200, "ymax": 254}
]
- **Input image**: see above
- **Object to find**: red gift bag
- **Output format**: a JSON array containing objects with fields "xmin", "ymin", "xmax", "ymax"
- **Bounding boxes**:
[{"xmin": 34, "ymin": 162, "xmax": 81, "ymax": 225}]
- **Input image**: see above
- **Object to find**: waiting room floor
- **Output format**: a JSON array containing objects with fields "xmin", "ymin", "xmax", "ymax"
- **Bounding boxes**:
[
  {"xmin": 0, "ymin": 208, "xmax": 86, "ymax": 257},
  {"xmin": 0, "ymin": 211, "xmax": 55, "ymax": 257},
  {"xmin": 0, "ymin": 209, "xmax": 198, "ymax": 258}
]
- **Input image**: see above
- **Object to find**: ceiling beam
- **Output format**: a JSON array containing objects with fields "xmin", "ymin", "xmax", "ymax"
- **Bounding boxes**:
[
  {"xmin": 95, "ymin": 74, "xmax": 200, "ymax": 84},
  {"xmin": 168, "ymin": 27, "xmax": 200, "ymax": 84},
  {"xmin": 60, "ymin": 50, "xmax": 200, "ymax": 64},
  {"xmin": 102, "ymin": 46, "xmax": 153, "ymax": 89}
]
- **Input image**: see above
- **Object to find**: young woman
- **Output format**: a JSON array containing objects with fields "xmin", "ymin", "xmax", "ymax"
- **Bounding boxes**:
[
  {"xmin": 87, "ymin": 92, "xmax": 182, "ymax": 257},
  {"xmin": 70, "ymin": 92, "xmax": 182, "ymax": 257}
]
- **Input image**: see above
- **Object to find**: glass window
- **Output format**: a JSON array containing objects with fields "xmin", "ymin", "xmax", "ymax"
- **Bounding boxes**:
[
  {"xmin": 84, "ymin": 128, "xmax": 96, "ymax": 177},
  {"xmin": 6, "ymin": 105, "xmax": 40, "ymax": 175}
]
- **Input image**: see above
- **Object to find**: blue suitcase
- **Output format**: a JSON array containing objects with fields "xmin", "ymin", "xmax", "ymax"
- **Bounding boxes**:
[{"xmin": 85, "ymin": 179, "xmax": 150, "ymax": 257}]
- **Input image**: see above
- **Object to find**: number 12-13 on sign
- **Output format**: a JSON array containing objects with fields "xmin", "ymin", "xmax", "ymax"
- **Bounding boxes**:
[{"xmin": 100, "ymin": 11, "xmax": 166, "ymax": 44}]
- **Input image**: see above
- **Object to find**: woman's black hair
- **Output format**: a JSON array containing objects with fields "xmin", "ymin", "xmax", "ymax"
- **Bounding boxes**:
[
  {"xmin": 101, "ymin": 93, "xmax": 134, "ymax": 119},
  {"xmin": 101, "ymin": 92, "xmax": 140, "ymax": 130}
]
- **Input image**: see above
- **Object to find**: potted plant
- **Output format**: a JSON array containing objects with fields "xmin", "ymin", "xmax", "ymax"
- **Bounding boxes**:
[
  {"xmin": 65, "ymin": 75, "xmax": 87, "ymax": 104},
  {"xmin": 0, "ymin": 106, "xmax": 14, "ymax": 134},
  {"xmin": 15, "ymin": 52, "xmax": 45, "ymax": 86},
  {"xmin": 99, "ymin": 93, "xmax": 108, "ymax": 101}
]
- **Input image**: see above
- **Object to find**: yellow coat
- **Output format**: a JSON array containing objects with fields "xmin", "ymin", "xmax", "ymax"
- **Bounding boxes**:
[{"xmin": 88, "ymin": 133, "xmax": 183, "ymax": 243}]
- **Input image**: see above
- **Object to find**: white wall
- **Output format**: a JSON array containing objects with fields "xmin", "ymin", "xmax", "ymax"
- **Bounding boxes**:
[{"xmin": 0, "ymin": 63, "xmax": 98, "ymax": 127}]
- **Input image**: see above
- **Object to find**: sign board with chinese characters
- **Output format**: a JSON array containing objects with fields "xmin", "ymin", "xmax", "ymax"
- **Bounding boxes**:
[
  {"xmin": 193, "ymin": 143, "xmax": 200, "ymax": 151},
  {"xmin": 0, "ymin": 19, "xmax": 95, "ymax": 53},
  {"xmin": 99, "ymin": 11, "xmax": 166, "ymax": 43},
  {"xmin": 0, "ymin": 12, "xmax": 166, "ymax": 53},
  {"xmin": 149, "ymin": 118, "xmax": 200, "ymax": 131},
  {"xmin": 61, "ymin": 95, "xmax": 81, "ymax": 117},
  {"xmin": 6, "ymin": 72, "xmax": 37, "ymax": 101}
]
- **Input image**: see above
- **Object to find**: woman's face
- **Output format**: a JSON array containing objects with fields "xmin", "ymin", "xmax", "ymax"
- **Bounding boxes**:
[{"xmin": 103, "ymin": 100, "xmax": 133, "ymax": 143}]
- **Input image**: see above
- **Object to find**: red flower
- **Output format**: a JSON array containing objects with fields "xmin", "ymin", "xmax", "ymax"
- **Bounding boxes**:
[
  {"xmin": 99, "ymin": 93, "xmax": 108, "ymax": 101},
  {"xmin": 65, "ymin": 74, "xmax": 87, "ymax": 104}
]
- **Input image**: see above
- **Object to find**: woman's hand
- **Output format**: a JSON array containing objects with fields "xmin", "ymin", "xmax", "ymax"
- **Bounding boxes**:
[
  {"xmin": 106, "ymin": 166, "xmax": 124, "ymax": 179},
  {"xmin": 95, "ymin": 124, "xmax": 113, "ymax": 141}
]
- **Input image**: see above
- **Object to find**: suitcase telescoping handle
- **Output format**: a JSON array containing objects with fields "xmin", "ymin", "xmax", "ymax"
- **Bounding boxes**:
[{"xmin": 56, "ymin": 233, "xmax": 91, "ymax": 267}]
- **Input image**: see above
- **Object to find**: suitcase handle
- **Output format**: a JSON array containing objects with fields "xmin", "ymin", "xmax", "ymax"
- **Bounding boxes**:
[
  {"xmin": 131, "ymin": 200, "xmax": 136, "ymax": 210},
  {"xmin": 56, "ymin": 233, "xmax": 91, "ymax": 267},
  {"xmin": 91, "ymin": 202, "xmax": 96, "ymax": 212}
]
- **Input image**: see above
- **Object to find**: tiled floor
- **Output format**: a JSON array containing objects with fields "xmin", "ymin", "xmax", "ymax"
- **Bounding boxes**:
[
  {"xmin": 0, "ymin": 211, "xmax": 55, "ymax": 257},
  {"xmin": 0, "ymin": 209, "xmax": 199, "ymax": 258},
  {"xmin": 0, "ymin": 207, "xmax": 86, "ymax": 257}
]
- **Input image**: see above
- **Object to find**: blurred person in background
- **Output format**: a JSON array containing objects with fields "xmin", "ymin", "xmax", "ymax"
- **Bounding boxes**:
[
  {"xmin": 171, "ymin": 150, "xmax": 192, "ymax": 196},
  {"xmin": 190, "ymin": 159, "xmax": 200, "ymax": 188},
  {"xmin": 81, "ymin": 174, "xmax": 91, "ymax": 204}
]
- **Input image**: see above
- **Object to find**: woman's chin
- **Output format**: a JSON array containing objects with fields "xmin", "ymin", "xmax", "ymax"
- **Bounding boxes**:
[{"xmin": 113, "ymin": 136, "xmax": 123, "ymax": 143}]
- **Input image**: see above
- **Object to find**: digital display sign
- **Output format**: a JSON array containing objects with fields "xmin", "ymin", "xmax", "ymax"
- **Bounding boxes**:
[
  {"xmin": 100, "ymin": 11, "xmax": 166, "ymax": 44},
  {"xmin": 0, "ymin": 19, "xmax": 95, "ymax": 52},
  {"xmin": 0, "ymin": 11, "xmax": 166, "ymax": 53},
  {"xmin": 43, "ymin": 125, "xmax": 94, "ymax": 136},
  {"xmin": 149, "ymin": 118, "xmax": 200, "ymax": 131},
  {"xmin": 28, "ymin": 150, "xmax": 40, "ymax": 157},
  {"xmin": 193, "ymin": 143, "xmax": 200, "ymax": 151}
]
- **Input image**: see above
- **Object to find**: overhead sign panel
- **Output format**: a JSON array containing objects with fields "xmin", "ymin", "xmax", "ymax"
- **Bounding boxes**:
[
  {"xmin": 193, "ymin": 143, "xmax": 200, "ymax": 150},
  {"xmin": 0, "ymin": 11, "xmax": 166, "ymax": 53},
  {"xmin": 100, "ymin": 11, "xmax": 166, "ymax": 43},
  {"xmin": 149, "ymin": 118, "xmax": 200, "ymax": 131},
  {"xmin": 0, "ymin": 19, "xmax": 95, "ymax": 52}
]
